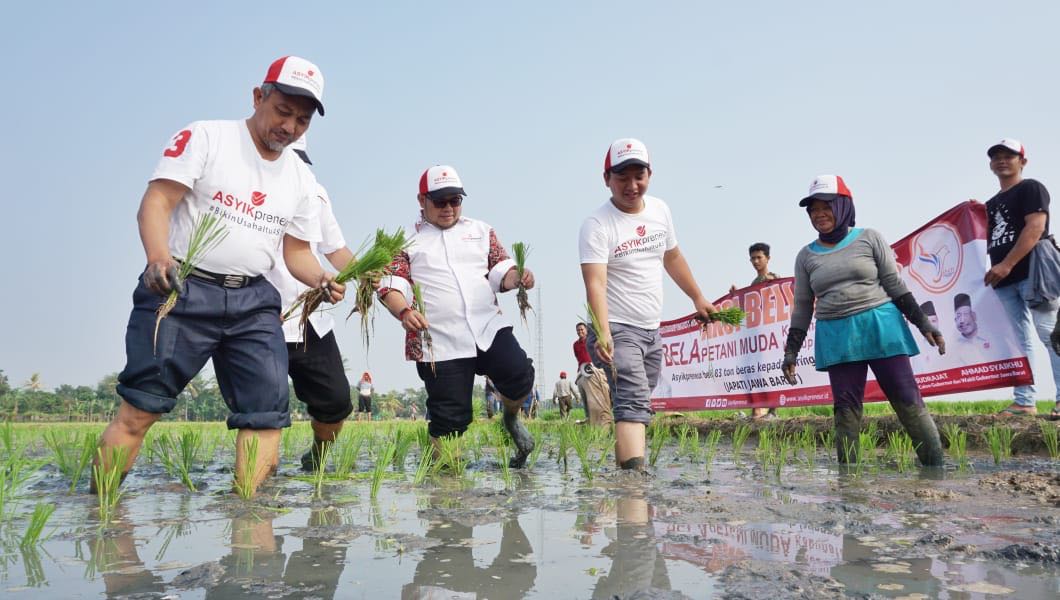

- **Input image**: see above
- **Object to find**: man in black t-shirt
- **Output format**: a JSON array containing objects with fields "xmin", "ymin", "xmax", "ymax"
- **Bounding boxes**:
[{"xmin": 983, "ymin": 138, "xmax": 1060, "ymax": 419}]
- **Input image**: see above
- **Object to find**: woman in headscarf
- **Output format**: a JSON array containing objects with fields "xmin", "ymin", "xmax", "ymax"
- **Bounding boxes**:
[{"xmin": 781, "ymin": 175, "xmax": 945, "ymax": 466}]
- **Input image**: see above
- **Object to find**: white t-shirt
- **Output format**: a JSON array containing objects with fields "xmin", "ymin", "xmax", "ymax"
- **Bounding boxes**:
[
  {"xmin": 358, "ymin": 381, "xmax": 373, "ymax": 396},
  {"xmin": 265, "ymin": 182, "xmax": 346, "ymax": 343},
  {"xmin": 578, "ymin": 195, "xmax": 678, "ymax": 329},
  {"xmin": 151, "ymin": 120, "xmax": 321, "ymax": 276}
]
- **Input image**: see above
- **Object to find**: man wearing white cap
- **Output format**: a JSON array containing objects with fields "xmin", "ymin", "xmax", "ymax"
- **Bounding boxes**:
[
  {"xmin": 983, "ymin": 139, "xmax": 1060, "ymax": 419},
  {"xmin": 579, "ymin": 139, "xmax": 717, "ymax": 471},
  {"xmin": 97, "ymin": 56, "xmax": 345, "ymax": 497},
  {"xmin": 265, "ymin": 135, "xmax": 359, "ymax": 471},
  {"xmin": 377, "ymin": 166, "xmax": 536, "ymax": 466}
]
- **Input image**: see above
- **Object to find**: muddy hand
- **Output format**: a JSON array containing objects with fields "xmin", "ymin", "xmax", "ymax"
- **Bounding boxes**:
[
  {"xmin": 503, "ymin": 408, "xmax": 534, "ymax": 468},
  {"xmin": 781, "ymin": 353, "xmax": 798, "ymax": 385},
  {"xmin": 144, "ymin": 260, "xmax": 180, "ymax": 296},
  {"xmin": 321, "ymin": 275, "xmax": 346, "ymax": 304},
  {"xmin": 926, "ymin": 330, "xmax": 946, "ymax": 356}
]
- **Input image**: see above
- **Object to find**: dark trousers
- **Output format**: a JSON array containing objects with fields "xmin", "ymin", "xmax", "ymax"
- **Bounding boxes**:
[
  {"xmin": 417, "ymin": 327, "xmax": 534, "ymax": 438},
  {"xmin": 828, "ymin": 355, "xmax": 925, "ymax": 411},
  {"xmin": 287, "ymin": 324, "xmax": 352, "ymax": 424}
]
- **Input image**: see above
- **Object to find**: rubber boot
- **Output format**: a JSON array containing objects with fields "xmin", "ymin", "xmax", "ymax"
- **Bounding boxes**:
[
  {"xmin": 500, "ymin": 396, "xmax": 535, "ymax": 469},
  {"xmin": 834, "ymin": 405, "xmax": 863, "ymax": 464},
  {"xmin": 891, "ymin": 403, "xmax": 944, "ymax": 467},
  {"xmin": 300, "ymin": 440, "xmax": 331, "ymax": 472}
]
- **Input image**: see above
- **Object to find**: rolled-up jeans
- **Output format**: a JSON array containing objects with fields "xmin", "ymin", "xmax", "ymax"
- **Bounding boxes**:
[{"xmin": 993, "ymin": 278, "xmax": 1060, "ymax": 406}]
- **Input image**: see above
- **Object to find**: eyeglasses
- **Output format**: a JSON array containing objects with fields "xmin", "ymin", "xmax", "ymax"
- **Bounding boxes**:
[{"xmin": 429, "ymin": 196, "xmax": 463, "ymax": 208}]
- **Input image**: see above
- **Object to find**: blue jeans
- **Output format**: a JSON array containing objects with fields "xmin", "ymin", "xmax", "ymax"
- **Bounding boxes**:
[{"xmin": 994, "ymin": 279, "xmax": 1060, "ymax": 406}]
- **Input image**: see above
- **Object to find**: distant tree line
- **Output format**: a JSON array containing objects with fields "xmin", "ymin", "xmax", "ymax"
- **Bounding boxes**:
[{"xmin": 0, "ymin": 368, "xmax": 482, "ymax": 422}]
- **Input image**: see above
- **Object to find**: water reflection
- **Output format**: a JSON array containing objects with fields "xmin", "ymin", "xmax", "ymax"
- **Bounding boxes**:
[
  {"xmin": 590, "ymin": 496, "xmax": 672, "ymax": 599},
  {"xmin": 83, "ymin": 510, "xmax": 165, "ymax": 598},
  {"xmin": 402, "ymin": 517, "xmax": 536, "ymax": 599},
  {"xmin": 204, "ymin": 508, "xmax": 351, "ymax": 599}
]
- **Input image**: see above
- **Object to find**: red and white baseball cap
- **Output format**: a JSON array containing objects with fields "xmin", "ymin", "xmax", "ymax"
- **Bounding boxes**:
[
  {"xmin": 263, "ymin": 56, "xmax": 325, "ymax": 116},
  {"xmin": 419, "ymin": 165, "xmax": 466, "ymax": 199},
  {"xmin": 987, "ymin": 138, "xmax": 1025, "ymax": 158},
  {"xmin": 604, "ymin": 138, "xmax": 651, "ymax": 173},
  {"xmin": 799, "ymin": 174, "xmax": 853, "ymax": 206}
]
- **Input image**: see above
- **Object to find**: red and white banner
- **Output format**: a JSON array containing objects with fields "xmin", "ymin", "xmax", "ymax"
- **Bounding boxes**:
[{"xmin": 651, "ymin": 201, "xmax": 1033, "ymax": 411}]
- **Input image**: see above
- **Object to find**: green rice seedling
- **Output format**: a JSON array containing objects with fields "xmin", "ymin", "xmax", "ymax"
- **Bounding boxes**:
[
  {"xmin": 755, "ymin": 426, "xmax": 776, "ymax": 465},
  {"xmin": 370, "ymin": 440, "xmax": 397, "ymax": 500},
  {"xmin": 416, "ymin": 425, "xmax": 432, "ymax": 453},
  {"xmin": 60, "ymin": 432, "xmax": 98, "ymax": 493},
  {"xmin": 174, "ymin": 429, "xmax": 202, "ymax": 491},
  {"xmin": 312, "ymin": 440, "xmax": 333, "ymax": 499},
  {"xmin": 773, "ymin": 442, "xmax": 790, "ymax": 480},
  {"xmin": 412, "ymin": 283, "xmax": 436, "ymax": 375},
  {"xmin": 1039, "ymin": 421, "xmax": 1059, "ymax": 461},
  {"xmin": 20, "ymin": 503, "xmax": 56, "ymax": 548},
  {"xmin": 702, "ymin": 429, "xmax": 722, "ymax": 472},
  {"xmin": 584, "ymin": 303, "xmax": 616, "ymax": 379},
  {"xmin": 284, "ymin": 227, "xmax": 409, "ymax": 344},
  {"xmin": 527, "ymin": 428, "xmax": 545, "ymax": 469},
  {"xmin": 675, "ymin": 424, "xmax": 697, "ymax": 461},
  {"xmin": 697, "ymin": 306, "xmax": 748, "ymax": 326},
  {"xmin": 434, "ymin": 434, "xmax": 468, "ymax": 477},
  {"xmin": 349, "ymin": 229, "xmax": 412, "ymax": 350},
  {"xmin": 233, "ymin": 435, "xmax": 259, "ymax": 500},
  {"xmin": 496, "ymin": 439, "xmax": 514, "ymax": 489},
  {"xmin": 511, "ymin": 242, "xmax": 533, "ymax": 325},
  {"xmin": 19, "ymin": 544, "xmax": 46, "ymax": 587},
  {"xmin": 858, "ymin": 431, "xmax": 878, "ymax": 468},
  {"xmin": 648, "ymin": 422, "xmax": 671, "ymax": 467},
  {"xmin": 413, "ymin": 448, "xmax": 434, "ymax": 485},
  {"xmin": 391, "ymin": 428, "xmax": 416, "ymax": 471},
  {"xmin": 818, "ymin": 429, "xmax": 835, "ymax": 452},
  {"xmin": 731, "ymin": 423, "xmax": 752, "ymax": 463},
  {"xmin": 333, "ymin": 430, "xmax": 365, "ymax": 479},
  {"xmin": 886, "ymin": 431, "xmax": 916, "ymax": 473},
  {"xmin": 155, "ymin": 213, "xmax": 229, "ymax": 352},
  {"xmin": 570, "ymin": 428, "xmax": 598, "ymax": 482},
  {"xmin": 798, "ymin": 425, "xmax": 817, "ymax": 467},
  {"xmin": 941, "ymin": 422, "xmax": 969, "ymax": 471},
  {"xmin": 557, "ymin": 424, "xmax": 572, "ymax": 472},
  {"xmin": 985, "ymin": 425, "xmax": 1016, "ymax": 465},
  {"xmin": 93, "ymin": 446, "xmax": 129, "ymax": 523}
]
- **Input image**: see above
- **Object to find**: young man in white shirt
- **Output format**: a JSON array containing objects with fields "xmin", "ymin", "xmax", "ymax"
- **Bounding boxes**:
[
  {"xmin": 378, "ymin": 166, "xmax": 536, "ymax": 466},
  {"xmin": 265, "ymin": 135, "xmax": 357, "ymax": 471},
  {"xmin": 98, "ymin": 56, "xmax": 346, "ymax": 497},
  {"xmin": 579, "ymin": 139, "xmax": 716, "ymax": 470}
]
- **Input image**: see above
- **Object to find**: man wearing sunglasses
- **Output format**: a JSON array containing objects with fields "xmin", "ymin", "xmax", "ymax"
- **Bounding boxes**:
[{"xmin": 378, "ymin": 165, "xmax": 536, "ymax": 466}]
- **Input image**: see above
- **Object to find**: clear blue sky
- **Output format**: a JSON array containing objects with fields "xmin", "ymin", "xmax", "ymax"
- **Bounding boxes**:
[{"xmin": 3, "ymin": 1, "xmax": 1058, "ymax": 399}]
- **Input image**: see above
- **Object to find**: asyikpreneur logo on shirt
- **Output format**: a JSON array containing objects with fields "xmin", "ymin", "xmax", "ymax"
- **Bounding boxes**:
[
  {"xmin": 614, "ymin": 224, "xmax": 667, "ymax": 259},
  {"xmin": 210, "ymin": 189, "xmax": 289, "ymax": 229}
]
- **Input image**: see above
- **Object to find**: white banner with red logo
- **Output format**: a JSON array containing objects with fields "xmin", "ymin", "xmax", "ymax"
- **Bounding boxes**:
[{"xmin": 651, "ymin": 201, "xmax": 1034, "ymax": 411}]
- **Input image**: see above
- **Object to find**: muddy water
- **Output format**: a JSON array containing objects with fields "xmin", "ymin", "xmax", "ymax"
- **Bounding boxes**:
[{"xmin": 2, "ymin": 444, "xmax": 1058, "ymax": 599}]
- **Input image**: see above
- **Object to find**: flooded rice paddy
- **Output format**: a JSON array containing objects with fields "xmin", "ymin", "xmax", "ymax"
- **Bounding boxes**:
[{"xmin": 0, "ymin": 417, "xmax": 1058, "ymax": 599}]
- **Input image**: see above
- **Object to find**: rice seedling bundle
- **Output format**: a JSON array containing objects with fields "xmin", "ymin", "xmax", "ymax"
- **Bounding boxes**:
[
  {"xmin": 348, "ymin": 229, "xmax": 412, "ymax": 350},
  {"xmin": 697, "ymin": 306, "xmax": 748, "ymax": 327},
  {"xmin": 284, "ymin": 227, "xmax": 409, "ymax": 347},
  {"xmin": 941, "ymin": 422, "xmax": 969, "ymax": 470},
  {"xmin": 886, "ymin": 431, "xmax": 915, "ymax": 473},
  {"xmin": 511, "ymin": 242, "xmax": 533, "ymax": 325},
  {"xmin": 647, "ymin": 422, "xmax": 671, "ymax": 467},
  {"xmin": 703, "ymin": 429, "xmax": 722, "ymax": 472},
  {"xmin": 312, "ymin": 440, "xmax": 333, "ymax": 498},
  {"xmin": 413, "ymin": 447, "xmax": 434, "ymax": 485},
  {"xmin": 496, "ymin": 439, "xmax": 514, "ymax": 489},
  {"xmin": 94, "ymin": 446, "xmax": 129, "ymax": 523},
  {"xmin": 985, "ymin": 425, "xmax": 1016, "ymax": 465},
  {"xmin": 154, "ymin": 213, "xmax": 229, "ymax": 353},
  {"xmin": 233, "ymin": 435, "xmax": 259, "ymax": 500},
  {"xmin": 584, "ymin": 303, "xmax": 617, "ymax": 379},
  {"xmin": 412, "ymin": 283, "xmax": 436, "ymax": 375}
]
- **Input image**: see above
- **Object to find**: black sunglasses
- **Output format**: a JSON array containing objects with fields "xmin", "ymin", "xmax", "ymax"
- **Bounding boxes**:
[{"xmin": 429, "ymin": 196, "xmax": 463, "ymax": 208}]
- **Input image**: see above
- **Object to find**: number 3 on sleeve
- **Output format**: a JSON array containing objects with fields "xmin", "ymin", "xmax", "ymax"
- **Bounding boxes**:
[{"xmin": 163, "ymin": 129, "xmax": 192, "ymax": 158}]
